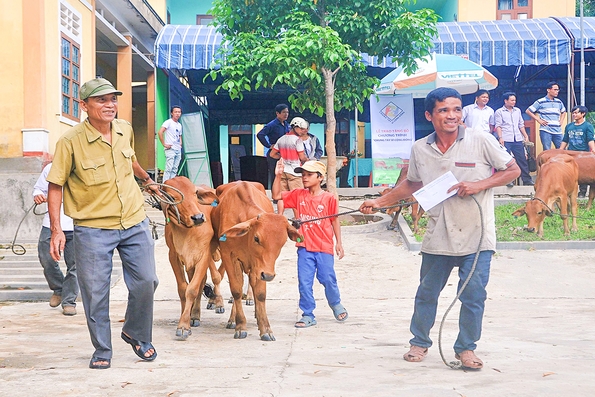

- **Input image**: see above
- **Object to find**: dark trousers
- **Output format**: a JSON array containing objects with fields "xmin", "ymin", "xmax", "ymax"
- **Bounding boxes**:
[
  {"xmin": 266, "ymin": 153, "xmax": 278, "ymax": 190},
  {"xmin": 504, "ymin": 141, "xmax": 532, "ymax": 184}
]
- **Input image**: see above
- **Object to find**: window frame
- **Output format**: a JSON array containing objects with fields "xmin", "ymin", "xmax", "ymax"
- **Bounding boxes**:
[
  {"xmin": 497, "ymin": 0, "xmax": 532, "ymax": 20},
  {"xmin": 61, "ymin": 33, "xmax": 81, "ymax": 121}
]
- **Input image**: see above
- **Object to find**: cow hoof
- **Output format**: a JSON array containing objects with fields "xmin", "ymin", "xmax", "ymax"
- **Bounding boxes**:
[
  {"xmin": 226, "ymin": 321, "xmax": 235, "ymax": 329},
  {"xmin": 206, "ymin": 302, "xmax": 215, "ymax": 310},
  {"xmin": 175, "ymin": 328, "xmax": 191, "ymax": 339},
  {"xmin": 215, "ymin": 306, "xmax": 225, "ymax": 314},
  {"xmin": 260, "ymin": 333, "xmax": 276, "ymax": 342},
  {"xmin": 245, "ymin": 299, "xmax": 254, "ymax": 306},
  {"xmin": 234, "ymin": 330, "xmax": 247, "ymax": 339},
  {"xmin": 190, "ymin": 319, "xmax": 200, "ymax": 327}
]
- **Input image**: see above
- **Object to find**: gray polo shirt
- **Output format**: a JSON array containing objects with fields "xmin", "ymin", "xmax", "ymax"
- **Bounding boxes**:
[{"xmin": 407, "ymin": 127, "xmax": 513, "ymax": 256}]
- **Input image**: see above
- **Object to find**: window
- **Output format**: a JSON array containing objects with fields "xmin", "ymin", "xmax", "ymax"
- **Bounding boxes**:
[
  {"xmin": 196, "ymin": 14, "xmax": 213, "ymax": 25},
  {"xmin": 61, "ymin": 35, "xmax": 81, "ymax": 120},
  {"xmin": 497, "ymin": 0, "xmax": 532, "ymax": 20}
]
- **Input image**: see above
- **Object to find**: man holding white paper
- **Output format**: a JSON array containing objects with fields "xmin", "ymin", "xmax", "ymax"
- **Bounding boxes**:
[{"xmin": 360, "ymin": 87, "xmax": 520, "ymax": 370}]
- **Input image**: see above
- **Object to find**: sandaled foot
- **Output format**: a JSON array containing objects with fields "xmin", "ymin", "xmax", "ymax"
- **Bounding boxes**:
[
  {"xmin": 89, "ymin": 357, "xmax": 111, "ymax": 369},
  {"xmin": 403, "ymin": 345, "xmax": 428, "ymax": 362},
  {"xmin": 330, "ymin": 303, "xmax": 348, "ymax": 322},
  {"xmin": 121, "ymin": 332, "xmax": 157, "ymax": 361},
  {"xmin": 295, "ymin": 316, "xmax": 317, "ymax": 328},
  {"xmin": 455, "ymin": 350, "xmax": 483, "ymax": 370}
]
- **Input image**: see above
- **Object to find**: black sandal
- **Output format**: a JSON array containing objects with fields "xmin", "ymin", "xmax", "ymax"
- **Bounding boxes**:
[
  {"xmin": 121, "ymin": 332, "xmax": 157, "ymax": 361},
  {"xmin": 89, "ymin": 356, "xmax": 111, "ymax": 369}
]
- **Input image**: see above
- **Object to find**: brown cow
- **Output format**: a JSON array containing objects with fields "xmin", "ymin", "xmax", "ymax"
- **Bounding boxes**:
[
  {"xmin": 537, "ymin": 149, "xmax": 595, "ymax": 209},
  {"xmin": 211, "ymin": 181, "xmax": 302, "ymax": 341},
  {"xmin": 379, "ymin": 164, "xmax": 424, "ymax": 233},
  {"xmin": 512, "ymin": 154, "xmax": 579, "ymax": 237},
  {"xmin": 162, "ymin": 176, "xmax": 223, "ymax": 340}
]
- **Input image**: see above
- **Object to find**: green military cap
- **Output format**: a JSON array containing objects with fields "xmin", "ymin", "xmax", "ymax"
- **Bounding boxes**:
[{"xmin": 79, "ymin": 78, "xmax": 123, "ymax": 100}]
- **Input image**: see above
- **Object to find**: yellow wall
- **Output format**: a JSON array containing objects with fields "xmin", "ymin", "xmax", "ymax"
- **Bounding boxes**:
[
  {"xmin": 0, "ymin": 0, "xmax": 25, "ymax": 157},
  {"xmin": 148, "ymin": 0, "xmax": 167, "ymax": 22},
  {"xmin": 457, "ymin": 0, "xmax": 575, "ymax": 21}
]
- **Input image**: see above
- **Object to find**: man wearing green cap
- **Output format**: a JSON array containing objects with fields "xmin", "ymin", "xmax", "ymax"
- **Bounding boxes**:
[{"xmin": 47, "ymin": 77, "xmax": 159, "ymax": 370}]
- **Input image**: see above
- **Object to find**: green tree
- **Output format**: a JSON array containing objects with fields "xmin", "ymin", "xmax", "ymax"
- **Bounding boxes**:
[
  {"xmin": 577, "ymin": 0, "xmax": 595, "ymax": 16},
  {"xmin": 209, "ymin": 0, "xmax": 438, "ymax": 192}
]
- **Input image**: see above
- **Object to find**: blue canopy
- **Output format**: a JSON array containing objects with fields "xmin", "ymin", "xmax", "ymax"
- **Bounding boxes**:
[{"xmin": 155, "ymin": 18, "xmax": 595, "ymax": 70}]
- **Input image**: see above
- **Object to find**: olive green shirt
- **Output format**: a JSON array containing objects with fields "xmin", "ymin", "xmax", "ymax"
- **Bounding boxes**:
[{"xmin": 47, "ymin": 119, "xmax": 146, "ymax": 229}]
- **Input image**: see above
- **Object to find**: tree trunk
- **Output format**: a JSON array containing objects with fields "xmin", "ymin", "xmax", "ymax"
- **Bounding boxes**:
[{"xmin": 322, "ymin": 67, "xmax": 337, "ymax": 195}]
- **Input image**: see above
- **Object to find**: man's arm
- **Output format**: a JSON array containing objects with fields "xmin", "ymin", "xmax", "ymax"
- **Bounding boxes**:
[
  {"xmin": 271, "ymin": 159, "xmax": 285, "ymax": 214},
  {"xmin": 158, "ymin": 126, "xmax": 171, "ymax": 149},
  {"xmin": 48, "ymin": 182, "xmax": 65, "ymax": 261},
  {"xmin": 526, "ymin": 107, "xmax": 548, "ymax": 126},
  {"xmin": 256, "ymin": 124, "xmax": 272, "ymax": 148},
  {"xmin": 313, "ymin": 137, "xmax": 323, "ymax": 160},
  {"xmin": 298, "ymin": 150, "xmax": 307, "ymax": 164},
  {"xmin": 359, "ymin": 179, "xmax": 422, "ymax": 214},
  {"xmin": 559, "ymin": 111, "xmax": 566, "ymax": 126},
  {"xmin": 269, "ymin": 146, "xmax": 281, "ymax": 159}
]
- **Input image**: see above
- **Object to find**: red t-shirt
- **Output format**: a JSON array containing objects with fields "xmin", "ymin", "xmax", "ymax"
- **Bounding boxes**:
[{"xmin": 282, "ymin": 189, "xmax": 338, "ymax": 255}]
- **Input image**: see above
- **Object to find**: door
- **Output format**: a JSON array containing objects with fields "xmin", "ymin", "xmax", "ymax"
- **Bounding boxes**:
[{"xmin": 180, "ymin": 111, "xmax": 212, "ymax": 187}]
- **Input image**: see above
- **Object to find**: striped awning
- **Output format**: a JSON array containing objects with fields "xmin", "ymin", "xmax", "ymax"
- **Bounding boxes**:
[
  {"xmin": 556, "ymin": 16, "xmax": 595, "ymax": 50},
  {"xmin": 155, "ymin": 25, "xmax": 223, "ymax": 70},
  {"xmin": 155, "ymin": 18, "xmax": 588, "ymax": 71}
]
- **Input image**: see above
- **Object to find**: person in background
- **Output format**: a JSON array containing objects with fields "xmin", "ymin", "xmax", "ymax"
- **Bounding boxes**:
[
  {"xmin": 158, "ymin": 105, "xmax": 183, "ymax": 182},
  {"xmin": 272, "ymin": 159, "xmax": 347, "ymax": 328},
  {"xmin": 526, "ymin": 81, "xmax": 566, "ymax": 150},
  {"xmin": 494, "ymin": 92, "xmax": 534, "ymax": 187},
  {"xmin": 257, "ymin": 104, "xmax": 290, "ymax": 189},
  {"xmin": 360, "ymin": 87, "xmax": 520, "ymax": 370},
  {"xmin": 461, "ymin": 90, "xmax": 495, "ymax": 138},
  {"xmin": 33, "ymin": 162, "xmax": 78, "ymax": 316},
  {"xmin": 47, "ymin": 78, "xmax": 159, "ymax": 370},
  {"xmin": 299, "ymin": 125, "xmax": 323, "ymax": 161},
  {"xmin": 560, "ymin": 105, "xmax": 595, "ymax": 198}
]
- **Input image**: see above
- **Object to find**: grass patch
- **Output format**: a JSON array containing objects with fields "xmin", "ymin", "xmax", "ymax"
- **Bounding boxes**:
[{"xmin": 403, "ymin": 201, "xmax": 595, "ymax": 242}]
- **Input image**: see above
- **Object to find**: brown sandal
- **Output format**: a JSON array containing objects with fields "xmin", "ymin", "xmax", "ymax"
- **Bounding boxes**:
[
  {"xmin": 403, "ymin": 345, "xmax": 428, "ymax": 362},
  {"xmin": 455, "ymin": 350, "xmax": 483, "ymax": 370}
]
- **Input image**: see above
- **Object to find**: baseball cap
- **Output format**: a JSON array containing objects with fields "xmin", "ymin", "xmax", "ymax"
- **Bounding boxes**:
[
  {"xmin": 79, "ymin": 78, "xmax": 123, "ymax": 100},
  {"xmin": 294, "ymin": 160, "xmax": 326, "ymax": 175},
  {"xmin": 289, "ymin": 117, "xmax": 309, "ymax": 129}
]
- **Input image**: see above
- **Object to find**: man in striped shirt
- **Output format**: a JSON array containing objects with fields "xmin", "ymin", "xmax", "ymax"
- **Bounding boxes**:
[{"xmin": 526, "ymin": 81, "xmax": 566, "ymax": 150}]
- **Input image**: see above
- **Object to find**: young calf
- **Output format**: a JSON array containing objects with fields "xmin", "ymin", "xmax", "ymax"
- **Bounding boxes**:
[{"xmin": 513, "ymin": 154, "xmax": 579, "ymax": 237}]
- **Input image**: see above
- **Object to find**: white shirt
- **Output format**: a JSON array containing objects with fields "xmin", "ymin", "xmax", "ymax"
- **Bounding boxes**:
[
  {"xmin": 161, "ymin": 118, "xmax": 183, "ymax": 151},
  {"xmin": 462, "ymin": 103, "xmax": 495, "ymax": 134},
  {"xmin": 33, "ymin": 163, "xmax": 74, "ymax": 231}
]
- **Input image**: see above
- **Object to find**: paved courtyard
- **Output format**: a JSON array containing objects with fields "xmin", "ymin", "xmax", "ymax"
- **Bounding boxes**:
[{"xmin": 1, "ymin": 205, "xmax": 594, "ymax": 396}]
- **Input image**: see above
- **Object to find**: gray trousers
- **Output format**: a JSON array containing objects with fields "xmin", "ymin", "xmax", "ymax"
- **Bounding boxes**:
[
  {"xmin": 74, "ymin": 218, "xmax": 158, "ymax": 360},
  {"xmin": 38, "ymin": 226, "xmax": 78, "ymax": 307}
]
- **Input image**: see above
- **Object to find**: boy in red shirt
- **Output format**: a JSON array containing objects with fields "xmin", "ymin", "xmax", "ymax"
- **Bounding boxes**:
[{"xmin": 272, "ymin": 159, "xmax": 347, "ymax": 328}]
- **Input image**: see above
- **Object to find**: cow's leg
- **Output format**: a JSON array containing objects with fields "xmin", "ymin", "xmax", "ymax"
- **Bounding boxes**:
[
  {"xmin": 560, "ymin": 196, "xmax": 570, "ymax": 236},
  {"xmin": 244, "ymin": 278, "xmax": 254, "ymax": 306},
  {"xmin": 225, "ymin": 260, "xmax": 247, "ymax": 338},
  {"xmin": 570, "ymin": 190, "xmax": 578, "ymax": 233},
  {"xmin": 184, "ymin": 265, "xmax": 202, "ymax": 328},
  {"xmin": 250, "ymin": 272, "xmax": 274, "ymax": 341},
  {"xmin": 175, "ymin": 262, "xmax": 200, "ymax": 339},
  {"xmin": 411, "ymin": 205, "xmax": 423, "ymax": 234},
  {"xmin": 167, "ymin": 247, "xmax": 187, "ymax": 318},
  {"xmin": 207, "ymin": 261, "xmax": 225, "ymax": 313},
  {"xmin": 388, "ymin": 207, "xmax": 402, "ymax": 230},
  {"xmin": 587, "ymin": 184, "xmax": 595, "ymax": 210}
]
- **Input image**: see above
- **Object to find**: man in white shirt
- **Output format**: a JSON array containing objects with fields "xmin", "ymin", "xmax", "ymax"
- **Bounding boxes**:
[
  {"xmin": 461, "ymin": 90, "xmax": 495, "ymax": 138},
  {"xmin": 33, "ymin": 162, "xmax": 78, "ymax": 315},
  {"xmin": 158, "ymin": 106, "xmax": 183, "ymax": 182}
]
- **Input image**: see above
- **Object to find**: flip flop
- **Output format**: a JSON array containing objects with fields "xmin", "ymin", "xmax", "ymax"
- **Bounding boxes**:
[
  {"xmin": 121, "ymin": 332, "xmax": 157, "ymax": 361},
  {"xmin": 330, "ymin": 303, "xmax": 348, "ymax": 322},
  {"xmin": 295, "ymin": 316, "xmax": 317, "ymax": 328},
  {"xmin": 89, "ymin": 356, "xmax": 111, "ymax": 369}
]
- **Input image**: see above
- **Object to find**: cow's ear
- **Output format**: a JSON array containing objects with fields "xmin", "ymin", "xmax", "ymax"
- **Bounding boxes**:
[
  {"xmin": 195, "ymin": 186, "xmax": 218, "ymax": 205},
  {"xmin": 512, "ymin": 208, "xmax": 525, "ymax": 218},
  {"xmin": 286, "ymin": 224, "xmax": 304, "ymax": 242},
  {"xmin": 221, "ymin": 219, "xmax": 253, "ymax": 239}
]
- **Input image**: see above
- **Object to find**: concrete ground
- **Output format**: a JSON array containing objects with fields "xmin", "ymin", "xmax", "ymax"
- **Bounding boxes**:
[{"xmin": 1, "ymin": 206, "xmax": 594, "ymax": 396}]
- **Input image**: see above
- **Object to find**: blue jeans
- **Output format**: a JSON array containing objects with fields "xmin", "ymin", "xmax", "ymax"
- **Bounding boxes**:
[
  {"xmin": 409, "ymin": 251, "xmax": 492, "ymax": 354},
  {"xmin": 163, "ymin": 148, "xmax": 182, "ymax": 182},
  {"xmin": 75, "ymin": 218, "xmax": 158, "ymax": 359},
  {"xmin": 539, "ymin": 131, "xmax": 563, "ymax": 150},
  {"xmin": 38, "ymin": 226, "xmax": 78, "ymax": 307},
  {"xmin": 297, "ymin": 248, "xmax": 341, "ymax": 319}
]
